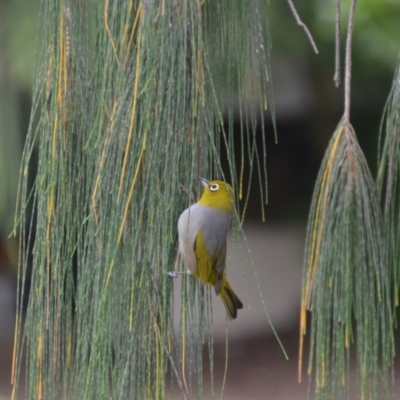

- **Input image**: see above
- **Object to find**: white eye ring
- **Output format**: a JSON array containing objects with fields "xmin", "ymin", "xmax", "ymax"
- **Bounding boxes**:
[{"xmin": 210, "ymin": 183, "xmax": 219, "ymax": 192}]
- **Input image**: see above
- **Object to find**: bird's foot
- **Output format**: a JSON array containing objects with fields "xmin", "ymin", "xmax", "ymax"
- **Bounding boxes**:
[{"xmin": 167, "ymin": 271, "xmax": 189, "ymax": 278}]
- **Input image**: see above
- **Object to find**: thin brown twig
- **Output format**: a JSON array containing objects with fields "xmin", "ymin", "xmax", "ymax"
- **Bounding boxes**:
[
  {"xmin": 343, "ymin": 0, "xmax": 357, "ymax": 127},
  {"xmin": 286, "ymin": 0, "xmax": 319, "ymax": 54},
  {"xmin": 333, "ymin": 0, "xmax": 341, "ymax": 87}
]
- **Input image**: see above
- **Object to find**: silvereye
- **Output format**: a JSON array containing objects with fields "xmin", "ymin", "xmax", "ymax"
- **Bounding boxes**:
[{"xmin": 177, "ymin": 177, "xmax": 243, "ymax": 320}]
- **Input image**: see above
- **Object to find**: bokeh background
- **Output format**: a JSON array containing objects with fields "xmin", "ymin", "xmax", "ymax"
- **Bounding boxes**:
[{"xmin": 1, "ymin": 1, "xmax": 399, "ymax": 399}]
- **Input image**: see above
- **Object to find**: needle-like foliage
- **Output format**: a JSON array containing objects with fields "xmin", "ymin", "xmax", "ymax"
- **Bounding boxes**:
[
  {"xmin": 11, "ymin": 1, "xmax": 273, "ymax": 399},
  {"xmin": 377, "ymin": 61, "xmax": 400, "ymax": 309},
  {"xmin": 300, "ymin": 121, "xmax": 394, "ymax": 400}
]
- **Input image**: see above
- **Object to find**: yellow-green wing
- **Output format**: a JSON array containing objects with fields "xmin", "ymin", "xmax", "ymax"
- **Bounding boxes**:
[{"xmin": 193, "ymin": 229, "xmax": 213, "ymax": 285}]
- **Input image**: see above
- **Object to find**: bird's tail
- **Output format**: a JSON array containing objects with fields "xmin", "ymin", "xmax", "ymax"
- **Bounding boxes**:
[{"xmin": 219, "ymin": 277, "xmax": 243, "ymax": 320}]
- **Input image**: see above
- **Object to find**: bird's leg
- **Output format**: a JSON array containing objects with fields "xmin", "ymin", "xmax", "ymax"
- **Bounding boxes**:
[{"xmin": 167, "ymin": 271, "xmax": 189, "ymax": 278}]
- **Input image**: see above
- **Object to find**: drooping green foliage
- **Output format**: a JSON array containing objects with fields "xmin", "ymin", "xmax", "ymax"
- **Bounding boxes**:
[
  {"xmin": 377, "ymin": 60, "xmax": 400, "ymax": 308},
  {"xmin": 12, "ymin": 1, "xmax": 272, "ymax": 399},
  {"xmin": 300, "ymin": 121, "xmax": 394, "ymax": 400}
]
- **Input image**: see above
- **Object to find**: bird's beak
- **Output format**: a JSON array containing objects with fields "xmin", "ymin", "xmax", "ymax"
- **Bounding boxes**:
[{"xmin": 198, "ymin": 176, "xmax": 209, "ymax": 188}]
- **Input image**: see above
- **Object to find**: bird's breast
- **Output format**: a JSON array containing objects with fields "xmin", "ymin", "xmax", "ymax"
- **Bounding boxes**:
[{"xmin": 178, "ymin": 204, "xmax": 232, "ymax": 272}]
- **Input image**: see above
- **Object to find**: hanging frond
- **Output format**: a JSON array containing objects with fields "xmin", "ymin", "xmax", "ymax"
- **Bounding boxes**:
[
  {"xmin": 377, "ymin": 59, "xmax": 400, "ymax": 308},
  {"xmin": 11, "ymin": 1, "xmax": 274, "ymax": 399},
  {"xmin": 203, "ymin": 0, "xmax": 273, "ymax": 215},
  {"xmin": 300, "ymin": 121, "xmax": 394, "ymax": 400}
]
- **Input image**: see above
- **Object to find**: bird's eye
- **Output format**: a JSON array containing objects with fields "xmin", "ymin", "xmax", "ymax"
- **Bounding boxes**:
[{"xmin": 210, "ymin": 183, "xmax": 219, "ymax": 192}]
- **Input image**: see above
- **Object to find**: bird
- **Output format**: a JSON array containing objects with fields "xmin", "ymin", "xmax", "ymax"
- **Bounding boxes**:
[{"xmin": 175, "ymin": 177, "xmax": 243, "ymax": 320}]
